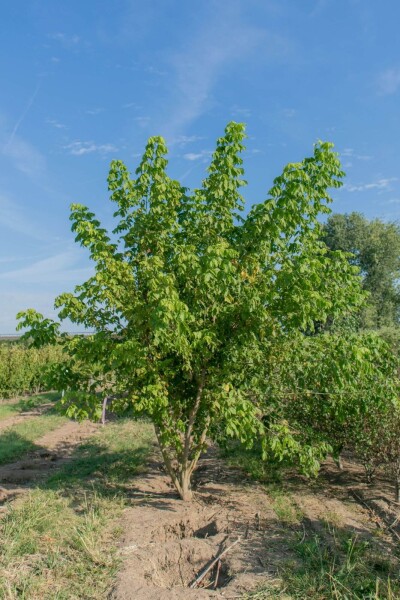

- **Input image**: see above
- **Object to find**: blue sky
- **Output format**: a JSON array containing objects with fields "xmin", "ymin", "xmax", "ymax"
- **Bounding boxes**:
[{"xmin": 1, "ymin": 0, "xmax": 400, "ymax": 332}]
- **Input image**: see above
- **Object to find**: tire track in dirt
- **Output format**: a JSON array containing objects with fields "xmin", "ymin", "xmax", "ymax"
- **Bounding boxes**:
[
  {"xmin": 0, "ymin": 419, "xmax": 99, "ymax": 505},
  {"xmin": 0, "ymin": 402, "xmax": 53, "ymax": 431}
]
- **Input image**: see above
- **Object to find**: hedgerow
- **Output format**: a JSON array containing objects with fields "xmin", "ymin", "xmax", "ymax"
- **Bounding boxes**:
[{"xmin": 0, "ymin": 343, "xmax": 64, "ymax": 398}]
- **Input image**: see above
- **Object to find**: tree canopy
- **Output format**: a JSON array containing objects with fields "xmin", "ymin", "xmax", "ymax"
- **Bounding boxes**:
[
  {"xmin": 321, "ymin": 212, "xmax": 400, "ymax": 328},
  {"xmin": 17, "ymin": 123, "xmax": 366, "ymax": 500}
]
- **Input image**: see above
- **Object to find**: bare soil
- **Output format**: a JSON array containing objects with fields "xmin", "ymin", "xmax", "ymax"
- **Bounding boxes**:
[
  {"xmin": 112, "ymin": 449, "xmax": 400, "ymax": 600},
  {"xmin": 0, "ymin": 420, "xmax": 99, "ymax": 505}
]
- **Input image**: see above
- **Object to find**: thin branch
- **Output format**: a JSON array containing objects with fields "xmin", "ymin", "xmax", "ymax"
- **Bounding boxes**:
[
  {"xmin": 189, "ymin": 414, "xmax": 211, "ymax": 476},
  {"xmin": 189, "ymin": 537, "xmax": 241, "ymax": 589},
  {"xmin": 154, "ymin": 424, "xmax": 183, "ymax": 496},
  {"xmin": 101, "ymin": 395, "xmax": 110, "ymax": 425},
  {"xmin": 182, "ymin": 370, "xmax": 206, "ymax": 470}
]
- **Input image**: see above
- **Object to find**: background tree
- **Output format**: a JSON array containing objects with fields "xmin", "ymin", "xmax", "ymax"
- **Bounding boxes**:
[
  {"xmin": 17, "ymin": 123, "xmax": 365, "ymax": 500},
  {"xmin": 321, "ymin": 212, "xmax": 400, "ymax": 328}
]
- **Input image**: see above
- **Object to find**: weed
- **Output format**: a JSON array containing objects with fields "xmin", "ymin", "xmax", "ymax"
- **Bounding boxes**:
[{"xmin": 267, "ymin": 487, "xmax": 304, "ymax": 526}]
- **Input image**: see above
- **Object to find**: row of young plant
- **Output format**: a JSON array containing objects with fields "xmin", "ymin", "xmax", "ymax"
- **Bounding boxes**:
[
  {"xmin": 259, "ymin": 330, "xmax": 400, "ymax": 500},
  {"xmin": 0, "ymin": 343, "xmax": 64, "ymax": 399}
]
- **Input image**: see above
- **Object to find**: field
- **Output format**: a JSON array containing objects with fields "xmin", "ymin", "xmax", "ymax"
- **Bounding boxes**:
[{"xmin": 1, "ymin": 394, "xmax": 400, "ymax": 599}]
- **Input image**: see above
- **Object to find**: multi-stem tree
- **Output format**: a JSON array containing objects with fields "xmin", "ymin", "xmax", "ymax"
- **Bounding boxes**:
[{"xmin": 17, "ymin": 123, "xmax": 364, "ymax": 500}]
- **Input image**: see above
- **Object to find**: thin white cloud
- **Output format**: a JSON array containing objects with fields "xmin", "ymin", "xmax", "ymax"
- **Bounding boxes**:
[
  {"xmin": 343, "ymin": 178, "xmax": 398, "ymax": 193},
  {"xmin": 2, "ymin": 133, "xmax": 46, "ymax": 177},
  {"xmin": 86, "ymin": 107, "xmax": 104, "ymax": 116},
  {"xmin": 0, "ymin": 292, "xmax": 56, "ymax": 333},
  {"xmin": 4, "ymin": 83, "xmax": 40, "ymax": 150},
  {"xmin": 282, "ymin": 108, "xmax": 296, "ymax": 118},
  {"xmin": 377, "ymin": 68, "xmax": 400, "ymax": 96},
  {"xmin": 170, "ymin": 134, "xmax": 205, "ymax": 147},
  {"xmin": 0, "ymin": 290, "xmax": 88, "ymax": 333},
  {"xmin": 183, "ymin": 149, "xmax": 212, "ymax": 162},
  {"xmin": 0, "ymin": 249, "xmax": 92, "ymax": 285},
  {"xmin": 231, "ymin": 106, "xmax": 252, "ymax": 119},
  {"xmin": 46, "ymin": 118, "xmax": 66, "ymax": 129},
  {"xmin": 122, "ymin": 102, "xmax": 142, "ymax": 109},
  {"xmin": 49, "ymin": 32, "xmax": 81, "ymax": 47},
  {"xmin": 134, "ymin": 116, "xmax": 151, "ymax": 128},
  {"xmin": 162, "ymin": 5, "xmax": 288, "ymax": 138},
  {"xmin": 64, "ymin": 141, "xmax": 118, "ymax": 156},
  {"xmin": 340, "ymin": 148, "xmax": 372, "ymax": 161}
]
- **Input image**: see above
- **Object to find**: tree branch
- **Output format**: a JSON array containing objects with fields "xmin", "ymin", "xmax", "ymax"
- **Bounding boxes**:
[{"xmin": 182, "ymin": 370, "xmax": 206, "ymax": 471}]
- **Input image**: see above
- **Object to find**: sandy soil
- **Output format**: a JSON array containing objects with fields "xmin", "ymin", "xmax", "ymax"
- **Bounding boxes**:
[{"xmin": 112, "ymin": 452, "xmax": 281, "ymax": 600}]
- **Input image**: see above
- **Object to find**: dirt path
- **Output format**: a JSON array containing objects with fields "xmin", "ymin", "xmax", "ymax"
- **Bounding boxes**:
[
  {"xmin": 0, "ymin": 419, "xmax": 99, "ymax": 505},
  {"xmin": 0, "ymin": 402, "xmax": 53, "ymax": 431}
]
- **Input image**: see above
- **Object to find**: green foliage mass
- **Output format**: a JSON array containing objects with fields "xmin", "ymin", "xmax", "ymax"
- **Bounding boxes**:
[
  {"xmin": 273, "ymin": 332, "xmax": 399, "ymax": 466},
  {"xmin": 17, "ymin": 122, "xmax": 366, "ymax": 499},
  {"xmin": 0, "ymin": 343, "xmax": 64, "ymax": 399},
  {"xmin": 321, "ymin": 212, "xmax": 400, "ymax": 328}
]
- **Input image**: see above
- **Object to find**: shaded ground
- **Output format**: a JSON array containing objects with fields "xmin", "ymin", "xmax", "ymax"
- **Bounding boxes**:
[
  {"xmin": 0, "ymin": 420, "xmax": 99, "ymax": 505},
  {"xmin": 318, "ymin": 453, "xmax": 400, "ymax": 542}
]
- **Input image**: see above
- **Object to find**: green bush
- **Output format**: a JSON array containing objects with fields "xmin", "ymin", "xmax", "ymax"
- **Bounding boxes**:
[{"xmin": 0, "ymin": 344, "xmax": 64, "ymax": 399}]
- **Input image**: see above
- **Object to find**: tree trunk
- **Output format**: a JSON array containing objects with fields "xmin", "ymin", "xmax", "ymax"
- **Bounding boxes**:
[
  {"xmin": 395, "ymin": 472, "xmax": 400, "ymax": 503},
  {"xmin": 177, "ymin": 469, "xmax": 193, "ymax": 501},
  {"xmin": 154, "ymin": 420, "xmax": 209, "ymax": 501},
  {"xmin": 334, "ymin": 451, "xmax": 344, "ymax": 471},
  {"xmin": 153, "ymin": 374, "xmax": 209, "ymax": 501}
]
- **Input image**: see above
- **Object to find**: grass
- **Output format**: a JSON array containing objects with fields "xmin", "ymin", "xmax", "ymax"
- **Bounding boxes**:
[
  {"xmin": 0, "ymin": 392, "xmax": 60, "ymax": 421},
  {"xmin": 244, "ymin": 530, "xmax": 400, "ymax": 600},
  {"xmin": 220, "ymin": 440, "xmax": 283, "ymax": 483},
  {"xmin": 0, "ymin": 419, "xmax": 155, "ymax": 599},
  {"xmin": 0, "ymin": 413, "xmax": 67, "ymax": 465},
  {"xmin": 268, "ymin": 486, "xmax": 304, "ymax": 526}
]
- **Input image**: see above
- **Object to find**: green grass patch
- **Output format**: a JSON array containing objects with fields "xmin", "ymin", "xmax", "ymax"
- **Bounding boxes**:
[
  {"xmin": 220, "ymin": 440, "xmax": 283, "ymax": 483},
  {"xmin": 0, "ymin": 392, "xmax": 60, "ymax": 420},
  {"xmin": 267, "ymin": 486, "xmax": 304, "ymax": 526},
  {"xmin": 0, "ymin": 413, "xmax": 66, "ymax": 465},
  {"xmin": 244, "ymin": 532, "xmax": 400, "ymax": 599},
  {"xmin": 0, "ymin": 419, "xmax": 155, "ymax": 599}
]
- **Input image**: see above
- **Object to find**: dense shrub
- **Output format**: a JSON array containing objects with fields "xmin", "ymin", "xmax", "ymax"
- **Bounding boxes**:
[{"xmin": 0, "ymin": 343, "xmax": 64, "ymax": 398}]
